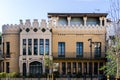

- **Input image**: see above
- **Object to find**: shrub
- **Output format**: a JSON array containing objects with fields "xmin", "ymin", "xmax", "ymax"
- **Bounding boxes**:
[
  {"xmin": 0, "ymin": 72, "xmax": 19, "ymax": 78},
  {"xmin": 0, "ymin": 72, "xmax": 6, "ymax": 78}
]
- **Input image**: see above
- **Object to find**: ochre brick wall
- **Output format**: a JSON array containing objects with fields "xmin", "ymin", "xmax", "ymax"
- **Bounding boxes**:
[
  {"xmin": 52, "ymin": 30, "xmax": 106, "ymax": 58},
  {"xmin": 3, "ymin": 34, "xmax": 19, "ymax": 73}
]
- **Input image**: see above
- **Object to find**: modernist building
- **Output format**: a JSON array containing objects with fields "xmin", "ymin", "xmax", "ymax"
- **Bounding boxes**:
[
  {"xmin": 2, "ymin": 19, "xmax": 52, "ymax": 77},
  {"xmin": 1, "ymin": 13, "xmax": 108, "ymax": 77},
  {"xmin": 48, "ymin": 13, "xmax": 107, "ymax": 76}
]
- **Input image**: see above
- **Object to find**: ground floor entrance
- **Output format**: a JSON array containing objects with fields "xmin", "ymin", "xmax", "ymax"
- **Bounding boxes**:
[
  {"xmin": 22, "ymin": 61, "xmax": 43, "ymax": 77},
  {"xmin": 29, "ymin": 61, "xmax": 43, "ymax": 77}
]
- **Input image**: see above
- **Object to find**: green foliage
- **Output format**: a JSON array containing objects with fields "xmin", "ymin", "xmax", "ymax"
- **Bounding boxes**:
[
  {"xmin": 44, "ymin": 55, "xmax": 53, "ymax": 68},
  {"xmin": 0, "ymin": 72, "xmax": 19, "ymax": 78},
  {"xmin": 100, "ymin": 37, "xmax": 120, "ymax": 76}
]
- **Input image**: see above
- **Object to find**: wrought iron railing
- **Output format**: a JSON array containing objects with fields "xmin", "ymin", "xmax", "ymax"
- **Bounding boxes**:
[{"xmin": 53, "ymin": 52, "xmax": 106, "ymax": 60}]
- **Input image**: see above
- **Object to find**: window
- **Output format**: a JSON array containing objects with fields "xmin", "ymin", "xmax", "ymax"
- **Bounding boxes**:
[
  {"xmin": 78, "ymin": 62, "xmax": 82, "ymax": 73},
  {"xmin": 58, "ymin": 42, "xmax": 65, "ymax": 57},
  {"xmin": 73, "ymin": 62, "xmax": 76, "ymax": 73},
  {"xmin": 45, "ymin": 39, "xmax": 49, "ymax": 55},
  {"xmin": 89, "ymin": 62, "xmax": 92, "ymax": 75},
  {"xmin": 62, "ymin": 62, "xmax": 66, "ymax": 74},
  {"xmin": 6, "ymin": 42, "xmax": 10, "ymax": 57},
  {"xmin": 86, "ymin": 17, "xmax": 99, "ymax": 25},
  {"xmin": 94, "ymin": 62, "xmax": 98, "ymax": 75},
  {"xmin": 58, "ymin": 17, "xmax": 67, "ymax": 25},
  {"xmin": 94, "ymin": 42, "xmax": 101, "ymax": 57},
  {"xmin": 40, "ymin": 39, "xmax": 44, "ymax": 55},
  {"xmin": 34, "ymin": 39, "xmax": 38, "ymax": 55},
  {"xmin": 67, "ymin": 62, "xmax": 71, "ymax": 74},
  {"xmin": 70, "ymin": 17, "xmax": 83, "ymax": 25},
  {"xmin": 84, "ymin": 62, "xmax": 87, "ymax": 74},
  {"xmin": 23, "ymin": 39, "xmax": 26, "ymax": 55},
  {"xmin": 23, "ymin": 63, "xmax": 26, "ymax": 76},
  {"xmin": 76, "ymin": 42, "xmax": 83, "ymax": 57},
  {"xmin": 28, "ymin": 39, "xmax": 32, "ymax": 55},
  {"xmin": 99, "ymin": 62, "xmax": 103, "ymax": 74},
  {"xmin": 6, "ymin": 62, "xmax": 9, "ymax": 73}
]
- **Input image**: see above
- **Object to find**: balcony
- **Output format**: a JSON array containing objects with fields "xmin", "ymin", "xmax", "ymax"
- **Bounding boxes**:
[{"xmin": 53, "ymin": 52, "xmax": 106, "ymax": 60}]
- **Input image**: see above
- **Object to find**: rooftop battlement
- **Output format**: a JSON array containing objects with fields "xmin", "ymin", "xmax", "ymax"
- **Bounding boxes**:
[{"xmin": 2, "ymin": 19, "xmax": 48, "ymax": 34}]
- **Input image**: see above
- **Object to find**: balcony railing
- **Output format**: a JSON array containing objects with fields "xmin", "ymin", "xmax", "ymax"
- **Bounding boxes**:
[{"xmin": 53, "ymin": 52, "xmax": 106, "ymax": 60}]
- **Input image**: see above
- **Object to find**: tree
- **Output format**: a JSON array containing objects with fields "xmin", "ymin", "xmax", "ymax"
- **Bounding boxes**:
[
  {"xmin": 44, "ymin": 55, "xmax": 53, "ymax": 80},
  {"xmin": 100, "ymin": 36, "xmax": 120, "ymax": 79},
  {"xmin": 100, "ymin": 0, "xmax": 120, "ymax": 79}
]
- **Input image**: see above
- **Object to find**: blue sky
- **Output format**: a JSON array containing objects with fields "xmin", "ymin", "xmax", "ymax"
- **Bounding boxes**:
[{"xmin": 0, "ymin": 0, "xmax": 109, "ymax": 32}]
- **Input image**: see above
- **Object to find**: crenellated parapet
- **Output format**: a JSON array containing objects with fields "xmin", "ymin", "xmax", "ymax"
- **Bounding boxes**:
[
  {"xmin": 19, "ymin": 19, "xmax": 51, "ymax": 34},
  {"xmin": 2, "ymin": 24, "xmax": 20, "ymax": 34},
  {"xmin": 19, "ymin": 19, "xmax": 47, "ymax": 28},
  {"xmin": 2, "ymin": 19, "xmax": 52, "ymax": 34}
]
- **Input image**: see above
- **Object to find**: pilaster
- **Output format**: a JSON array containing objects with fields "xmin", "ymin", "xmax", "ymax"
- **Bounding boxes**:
[
  {"xmin": 104, "ymin": 17, "xmax": 106, "ymax": 26},
  {"xmin": 99, "ymin": 17, "xmax": 103, "ymax": 26},
  {"xmin": 27, "ymin": 61, "xmax": 29, "ymax": 76},
  {"xmin": 67, "ymin": 16, "xmax": 71, "ymax": 26},
  {"xmin": 83, "ymin": 17, "xmax": 87, "ymax": 26}
]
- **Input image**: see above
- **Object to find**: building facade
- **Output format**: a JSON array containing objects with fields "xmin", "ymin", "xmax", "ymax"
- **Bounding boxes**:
[
  {"xmin": 48, "ymin": 13, "xmax": 107, "ymax": 76},
  {"xmin": 2, "ymin": 19, "xmax": 52, "ymax": 77},
  {"xmin": 1, "ymin": 13, "xmax": 108, "ymax": 77}
]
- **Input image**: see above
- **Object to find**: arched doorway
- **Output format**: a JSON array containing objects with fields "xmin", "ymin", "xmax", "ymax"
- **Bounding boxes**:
[{"xmin": 29, "ymin": 61, "xmax": 43, "ymax": 77}]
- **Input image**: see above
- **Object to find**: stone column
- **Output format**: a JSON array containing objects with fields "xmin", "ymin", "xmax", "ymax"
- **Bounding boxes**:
[
  {"xmin": 76, "ymin": 62, "xmax": 78, "ymax": 73},
  {"xmin": 19, "ymin": 61, "xmax": 22, "ymax": 76},
  {"xmin": 104, "ymin": 17, "xmax": 106, "ymax": 26},
  {"xmin": 67, "ymin": 16, "xmax": 71, "ymax": 26},
  {"xmin": 83, "ymin": 17, "xmax": 87, "ymax": 26},
  {"xmin": 59, "ymin": 62, "xmax": 62, "ymax": 74},
  {"xmin": 27, "ymin": 61, "xmax": 29, "ymax": 76},
  {"xmin": 99, "ymin": 17, "xmax": 103, "ymax": 26},
  {"xmin": 43, "ymin": 61, "xmax": 45, "ymax": 73},
  {"xmin": 71, "ymin": 62, "xmax": 73, "ymax": 74}
]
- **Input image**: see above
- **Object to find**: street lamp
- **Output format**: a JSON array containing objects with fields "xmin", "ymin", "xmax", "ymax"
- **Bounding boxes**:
[{"xmin": 88, "ymin": 38, "xmax": 93, "ymax": 80}]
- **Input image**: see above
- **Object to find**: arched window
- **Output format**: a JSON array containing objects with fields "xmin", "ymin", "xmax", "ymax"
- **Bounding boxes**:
[
  {"xmin": 29, "ymin": 61, "xmax": 42, "ymax": 77},
  {"xmin": 23, "ymin": 63, "xmax": 26, "ymax": 76}
]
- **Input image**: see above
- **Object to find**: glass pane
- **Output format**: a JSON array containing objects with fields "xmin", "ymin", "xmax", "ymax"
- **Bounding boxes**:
[
  {"xmin": 34, "ymin": 39, "xmax": 38, "ymax": 55},
  {"xmin": 45, "ymin": 39, "xmax": 49, "ymax": 55},
  {"xmin": 23, "ymin": 39, "xmax": 26, "ymax": 55},
  {"xmin": 40, "ymin": 39, "xmax": 44, "ymax": 55},
  {"xmin": 28, "ymin": 39, "xmax": 32, "ymax": 55},
  {"xmin": 76, "ymin": 42, "xmax": 83, "ymax": 56},
  {"xmin": 58, "ymin": 42, "xmax": 65, "ymax": 56}
]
